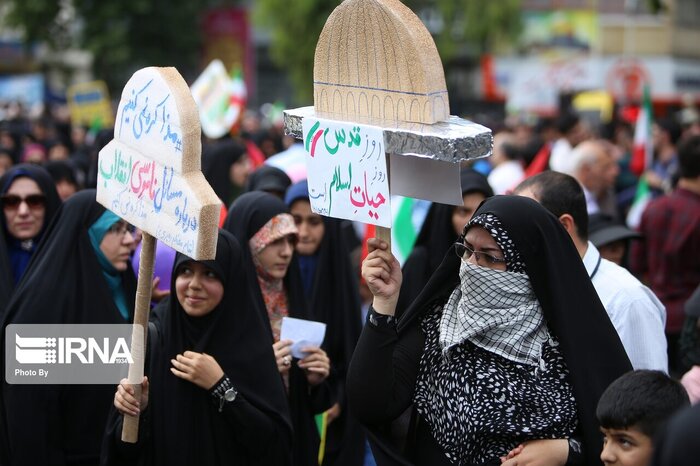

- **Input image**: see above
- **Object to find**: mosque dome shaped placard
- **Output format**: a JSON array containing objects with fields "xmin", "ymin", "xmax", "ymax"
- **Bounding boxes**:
[{"xmin": 314, "ymin": 0, "xmax": 450, "ymax": 125}]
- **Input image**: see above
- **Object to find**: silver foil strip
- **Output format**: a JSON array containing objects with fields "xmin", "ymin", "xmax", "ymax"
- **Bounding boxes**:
[{"xmin": 284, "ymin": 106, "xmax": 492, "ymax": 162}]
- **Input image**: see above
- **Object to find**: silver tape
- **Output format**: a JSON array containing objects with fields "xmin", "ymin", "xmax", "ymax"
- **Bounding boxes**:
[{"xmin": 283, "ymin": 106, "xmax": 492, "ymax": 162}]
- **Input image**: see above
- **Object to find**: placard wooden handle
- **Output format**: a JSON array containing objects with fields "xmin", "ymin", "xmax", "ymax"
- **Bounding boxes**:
[
  {"xmin": 121, "ymin": 232, "xmax": 155, "ymax": 443},
  {"xmin": 376, "ymin": 226, "xmax": 391, "ymax": 251}
]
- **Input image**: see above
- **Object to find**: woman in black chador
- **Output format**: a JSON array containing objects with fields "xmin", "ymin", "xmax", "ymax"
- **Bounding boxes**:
[
  {"xmin": 103, "ymin": 229, "xmax": 292, "ymax": 465},
  {"xmin": 348, "ymin": 195, "xmax": 632, "ymax": 466},
  {"xmin": 2, "ymin": 190, "xmax": 136, "ymax": 465},
  {"xmin": 225, "ymin": 191, "xmax": 335, "ymax": 466},
  {"xmin": 0, "ymin": 164, "xmax": 61, "ymax": 317}
]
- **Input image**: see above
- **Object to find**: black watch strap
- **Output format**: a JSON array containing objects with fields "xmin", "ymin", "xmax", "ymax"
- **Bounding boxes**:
[{"xmin": 209, "ymin": 376, "xmax": 237, "ymax": 412}]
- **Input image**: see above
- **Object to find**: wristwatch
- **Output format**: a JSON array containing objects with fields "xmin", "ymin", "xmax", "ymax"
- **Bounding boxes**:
[{"xmin": 218, "ymin": 386, "xmax": 238, "ymax": 412}]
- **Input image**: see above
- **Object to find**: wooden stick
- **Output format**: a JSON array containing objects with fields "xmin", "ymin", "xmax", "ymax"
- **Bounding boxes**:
[
  {"xmin": 376, "ymin": 154, "xmax": 392, "ymax": 250},
  {"xmin": 121, "ymin": 232, "xmax": 155, "ymax": 443},
  {"xmin": 376, "ymin": 226, "xmax": 391, "ymax": 251}
]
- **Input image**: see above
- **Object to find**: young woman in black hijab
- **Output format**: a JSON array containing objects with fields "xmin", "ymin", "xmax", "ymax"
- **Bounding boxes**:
[
  {"xmin": 225, "ymin": 191, "xmax": 335, "ymax": 466},
  {"xmin": 348, "ymin": 195, "xmax": 632, "ymax": 466},
  {"xmin": 0, "ymin": 164, "xmax": 61, "ymax": 317},
  {"xmin": 285, "ymin": 180, "xmax": 364, "ymax": 466},
  {"xmin": 103, "ymin": 229, "xmax": 293, "ymax": 466},
  {"xmin": 396, "ymin": 168, "xmax": 493, "ymax": 318},
  {"xmin": 1, "ymin": 189, "xmax": 137, "ymax": 465}
]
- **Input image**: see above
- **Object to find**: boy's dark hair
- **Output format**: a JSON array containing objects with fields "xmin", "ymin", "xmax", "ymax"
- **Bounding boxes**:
[
  {"xmin": 596, "ymin": 370, "xmax": 690, "ymax": 438},
  {"xmin": 513, "ymin": 171, "xmax": 588, "ymax": 241},
  {"xmin": 678, "ymin": 134, "xmax": 700, "ymax": 179}
]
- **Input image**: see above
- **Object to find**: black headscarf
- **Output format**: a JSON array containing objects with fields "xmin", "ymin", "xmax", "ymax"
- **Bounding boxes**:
[
  {"xmin": 102, "ymin": 229, "xmax": 293, "ymax": 465},
  {"xmin": 396, "ymin": 168, "xmax": 493, "ymax": 317},
  {"xmin": 86, "ymin": 128, "xmax": 115, "ymax": 189},
  {"xmin": 398, "ymin": 195, "xmax": 632, "ymax": 466},
  {"xmin": 0, "ymin": 164, "xmax": 61, "ymax": 316},
  {"xmin": 286, "ymin": 182, "xmax": 365, "ymax": 466},
  {"xmin": 246, "ymin": 165, "xmax": 292, "ymax": 197},
  {"xmin": 1, "ymin": 189, "xmax": 136, "ymax": 465},
  {"xmin": 224, "ymin": 191, "xmax": 335, "ymax": 466},
  {"xmin": 202, "ymin": 138, "xmax": 247, "ymax": 206}
]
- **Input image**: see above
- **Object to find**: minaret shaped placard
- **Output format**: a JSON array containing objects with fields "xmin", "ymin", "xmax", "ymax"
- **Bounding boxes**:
[
  {"xmin": 313, "ymin": 0, "xmax": 449, "ymax": 125},
  {"xmin": 285, "ymin": 0, "xmax": 492, "ymax": 249}
]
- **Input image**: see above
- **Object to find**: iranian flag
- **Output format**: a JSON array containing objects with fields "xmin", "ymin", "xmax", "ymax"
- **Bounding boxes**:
[
  {"xmin": 227, "ymin": 67, "xmax": 247, "ymax": 131},
  {"xmin": 630, "ymin": 85, "xmax": 653, "ymax": 176},
  {"xmin": 627, "ymin": 85, "xmax": 653, "ymax": 228}
]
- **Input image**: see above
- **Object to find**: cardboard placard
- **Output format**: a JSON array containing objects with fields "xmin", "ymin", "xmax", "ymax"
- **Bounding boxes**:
[
  {"xmin": 97, "ymin": 67, "xmax": 220, "ymax": 260},
  {"xmin": 303, "ymin": 117, "xmax": 390, "ymax": 227},
  {"xmin": 190, "ymin": 59, "xmax": 246, "ymax": 139}
]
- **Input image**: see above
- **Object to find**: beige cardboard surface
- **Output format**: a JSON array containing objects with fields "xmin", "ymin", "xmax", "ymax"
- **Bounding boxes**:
[
  {"xmin": 314, "ymin": 0, "xmax": 449, "ymax": 125},
  {"xmin": 97, "ymin": 67, "xmax": 220, "ymax": 260}
]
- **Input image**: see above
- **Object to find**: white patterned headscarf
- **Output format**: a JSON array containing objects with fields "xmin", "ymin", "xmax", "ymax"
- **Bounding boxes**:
[
  {"xmin": 467, "ymin": 213, "xmax": 526, "ymax": 274},
  {"xmin": 439, "ymin": 213, "xmax": 551, "ymax": 370}
]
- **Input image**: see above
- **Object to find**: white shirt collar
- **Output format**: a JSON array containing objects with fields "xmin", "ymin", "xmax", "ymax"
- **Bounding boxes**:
[{"xmin": 582, "ymin": 241, "xmax": 601, "ymax": 278}]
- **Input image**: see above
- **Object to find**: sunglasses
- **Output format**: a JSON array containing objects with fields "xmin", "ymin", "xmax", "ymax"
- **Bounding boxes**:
[{"xmin": 0, "ymin": 194, "xmax": 47, "ymax": 210}]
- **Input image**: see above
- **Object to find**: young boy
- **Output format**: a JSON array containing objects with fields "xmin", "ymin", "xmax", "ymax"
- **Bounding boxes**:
[{"xmin": 596, "ymin": 370, "xmax": 690, "ymax": 466}]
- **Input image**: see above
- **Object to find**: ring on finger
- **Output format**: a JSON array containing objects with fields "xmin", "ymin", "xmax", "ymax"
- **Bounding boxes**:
[{"xmin": 283, "ymin": 356, "xmax": 291, "ymax": 366}]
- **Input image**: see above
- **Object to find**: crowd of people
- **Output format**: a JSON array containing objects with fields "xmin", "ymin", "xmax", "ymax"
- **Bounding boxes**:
[{"xmin": 0, "ymin": 99, "xmax": 699, "ymax": 466}]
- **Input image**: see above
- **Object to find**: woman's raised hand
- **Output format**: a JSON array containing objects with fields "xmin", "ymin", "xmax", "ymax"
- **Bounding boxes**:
[
  {"xmin": 361, "ymin": 238, "xmax": 402, "ymax": 315},
  {"xmin": 114, "ymin": 377, "xmax": 149, "ymax": 417}
]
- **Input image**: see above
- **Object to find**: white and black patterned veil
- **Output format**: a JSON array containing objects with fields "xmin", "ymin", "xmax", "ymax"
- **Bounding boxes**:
[{"xmin": 439, "ymin": 212, "xmax": 551, "ymax": 371}]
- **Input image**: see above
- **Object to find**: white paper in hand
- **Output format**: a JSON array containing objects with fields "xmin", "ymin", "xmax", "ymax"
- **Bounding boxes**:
[{"xmin": 280, "ymin": 317, "xmax": 327, "ymax": 359}]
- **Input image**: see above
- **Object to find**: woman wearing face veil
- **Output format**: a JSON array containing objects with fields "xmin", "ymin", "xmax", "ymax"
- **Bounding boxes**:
[
  {"xmin": 0, "ymin": 164, "xmax": 61, "ymax": 317},
  {"xmin": 225, "ymin": 191, "xmax": 335, "ymax": 466},
  {"xmin": 103, "ymin": 229, "xmax": 293, "ymax": 466},
  {"xmin": 347, "ymin": 195, "xmax": 632, "ymax": 466},
  {"xmin": 1, "ymin": 189, "xmax": 136, "ymax": 465}
]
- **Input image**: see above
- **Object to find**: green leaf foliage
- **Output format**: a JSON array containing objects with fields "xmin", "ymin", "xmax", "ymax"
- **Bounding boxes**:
[
  {"xmin": 254, "ymin": 0, "xmax": 340, "ymax": 104},
  {"xmin": 6, "ymin": 0, "xmax": 209, "ymax": 93}
]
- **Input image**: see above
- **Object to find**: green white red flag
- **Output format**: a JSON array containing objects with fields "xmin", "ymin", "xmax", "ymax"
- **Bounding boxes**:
[
  {"xmin": 630, "ymin": 84, "xmax": 653, "ymax": 176},
  {"xmin": 627, "ymin": 84, "xmax": 653, "ymax": 228}
]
